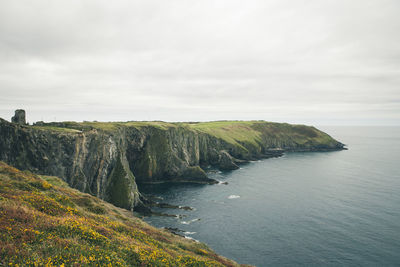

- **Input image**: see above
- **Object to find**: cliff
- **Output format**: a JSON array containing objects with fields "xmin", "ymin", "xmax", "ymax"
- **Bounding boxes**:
[
  {"xmin": 0, "ymin": 118, "xmax": 345, "ymax": 211},
  {"xmin": 0, "ymin": 161, "xmax": 246, "ymax": 266}
]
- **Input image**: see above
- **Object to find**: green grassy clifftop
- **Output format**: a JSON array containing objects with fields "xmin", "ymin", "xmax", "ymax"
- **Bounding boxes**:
[{"xmin": 36, "ymin": 120, "xmax": 342, "ymax": 147}]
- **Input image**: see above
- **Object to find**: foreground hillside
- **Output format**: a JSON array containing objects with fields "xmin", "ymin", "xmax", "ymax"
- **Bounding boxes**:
[
  {"xmin": 0, "ymin": 162, "xmax": 245, "ymax": 266},
  {"xmin": 0, "ymin": 117, "xmax": 345, "ymax": 212}
]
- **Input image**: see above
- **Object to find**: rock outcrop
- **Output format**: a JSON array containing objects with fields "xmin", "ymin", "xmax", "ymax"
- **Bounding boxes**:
[
  {"xmin": 0, "ymin": 116, "xmax": 345, "ymax": 211},
  {"xmin": 218, "ymin": 150, "xmax": 239, "ymax": 170}
]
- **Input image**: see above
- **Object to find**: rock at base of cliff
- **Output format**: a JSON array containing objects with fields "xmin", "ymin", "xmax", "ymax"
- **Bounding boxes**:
[
  {"xmin": 218, "ymin": 150, "xmax": 239, "ymax": 170},
  {"xmin": 11, "ymin": 109, "xmax": 27, "ymax": 125},
  {"xmin": 182, "ymin": 166, "xmax": 217, "ymax": 184},
  {"xmin": 262, "ymin": 148, "xmax": 285, "ymax": 158}
]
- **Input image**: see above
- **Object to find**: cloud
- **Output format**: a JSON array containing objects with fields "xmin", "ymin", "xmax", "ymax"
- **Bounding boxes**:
[{"xmin": 0, "ymin": 0, "xmax": 399, "ymax": 125}]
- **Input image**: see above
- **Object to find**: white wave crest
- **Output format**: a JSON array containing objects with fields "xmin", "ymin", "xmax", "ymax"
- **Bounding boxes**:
[
  {"xmin": 180, "ymin": 218, "xmax": 200, "ymax": 225},
  {"xmin": 184, "ymin": 231, "xmax": 196, "ymax": 235}
]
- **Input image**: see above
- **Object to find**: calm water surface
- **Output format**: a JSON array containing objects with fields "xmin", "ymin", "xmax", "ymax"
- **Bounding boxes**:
[{"xmin": 140, "ymin": 127, "xmax": 400, "ymax": 266}]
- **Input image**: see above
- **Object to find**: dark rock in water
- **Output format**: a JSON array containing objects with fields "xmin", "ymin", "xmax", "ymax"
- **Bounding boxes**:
[
  {"xmin": 262, "ymin": 148, "xmax": 285, "ymax": 158},
  {"xmin": 218, "ymin": 150, "xmax": 239, "ymax": 170},
  {"xmin": 164, "ymin": 227, "xmax": 185, "ymax": 233},
  {"xmin": 179, "ymin": 205, "xmax": 194, "ymax": 210},
  {"xmin": 141, "ymin": 195, "xmax": 194, "ymax": 210},
  {"xmin": 153, "ymin": 202, "xmax": 193, "ymax": 210},
  {"xmin": 11, "ymin": 109, "xmax": 26, "ymax": 125},
  {"xmin": 163, "ymin": 227, "xmax": 185, "ymax": 237}
]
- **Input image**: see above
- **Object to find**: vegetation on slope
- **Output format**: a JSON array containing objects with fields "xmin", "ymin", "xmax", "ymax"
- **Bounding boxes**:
[
  {"xmin": 33, "ymin": 120, "xmax": 341, "ymax": 150},
  {"xmin": 31, "ymin": 126, "xmax": 82, "ymax": 133},
  {"xmin": 33, "ymin": 121, "xmax": 178, "ymax": 132},
  {"xmin": 188, "ymin": 121, "xmax": 340, "ymax": 151},
  {"xmin": 0, "ymin": 162, "xmax": 244, "ymax": 267},
  {"xmin": 188, "ymin": 121, "xmax": 263, "ymax": 148}
]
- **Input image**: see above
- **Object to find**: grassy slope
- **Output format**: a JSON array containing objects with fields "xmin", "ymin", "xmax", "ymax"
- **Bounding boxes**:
[
  {"xmin": 0, "ymin": 162, "xmax": 245, "ymax": 267},
  {"xmin": 188, "ymin": 120, "xmax": 333, "ymax": 143},
  {"xmin": 31, "ymin": 126, "xmax": 82, "ymax": 133},
  {"xmin": 187, "ymin": 121, "xmax": 263, "ymax": 148}
]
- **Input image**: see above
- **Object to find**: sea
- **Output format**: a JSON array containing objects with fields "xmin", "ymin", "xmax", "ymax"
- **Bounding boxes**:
[{"xmin": 140, "ymin": 126, "xmax": 400, "ymax": 266}]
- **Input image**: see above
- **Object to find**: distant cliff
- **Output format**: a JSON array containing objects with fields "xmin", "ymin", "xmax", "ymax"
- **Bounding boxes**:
[{"xmin": 0, "ymin": 117, "xmax": 345, "ymax": 211}]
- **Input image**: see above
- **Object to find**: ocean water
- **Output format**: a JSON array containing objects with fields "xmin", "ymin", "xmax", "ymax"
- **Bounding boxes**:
[{"xmin": 140, "ymin": 127, "xmax": 400, "ymax": 266}]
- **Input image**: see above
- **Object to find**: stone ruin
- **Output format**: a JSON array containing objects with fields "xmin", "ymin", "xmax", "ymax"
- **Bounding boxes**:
[{"xmin": 11, "ymin": 109, "xmax": 27, "ymax": 125}]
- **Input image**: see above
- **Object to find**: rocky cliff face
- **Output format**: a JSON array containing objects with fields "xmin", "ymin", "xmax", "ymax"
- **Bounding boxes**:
[
  {"xmin": 0, "ymin": 118, "xmax": 345, "ymax": 211},
  {"xmin": 0, "ymin": 119, "xmax": 144, "ymax": 211}
]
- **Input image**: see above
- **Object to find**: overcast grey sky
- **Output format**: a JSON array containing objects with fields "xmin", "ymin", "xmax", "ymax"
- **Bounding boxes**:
[{"xmin": 0, "ymin": 0, "xmax": 399, "ymax": 125}]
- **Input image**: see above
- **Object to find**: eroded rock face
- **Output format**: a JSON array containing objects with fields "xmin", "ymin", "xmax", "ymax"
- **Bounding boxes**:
[
  {"xmin": 218, "ymin": 150, "xmax": 239, "ymax": 170},
  {"xmin": 11, "ymin": 109, "xmax": 26, "ymax": 125},
  {"xmin": 0, "ymin": 119, "xmax": 142, "ymax": 211},
  {"xmin": 0, "ymin": 119, "xmax": 223, "ymax": 210}
]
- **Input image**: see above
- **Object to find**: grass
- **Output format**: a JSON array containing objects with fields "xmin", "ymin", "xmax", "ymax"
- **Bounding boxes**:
[
  {"xmin": 80, "ymin": 121, "xmax": 178, "ymax": 131},
  {"xmin": 31, "ymin": 126, "xmax": 81, "ymax": 133},
  {"xmin": 250, "ymin": 122, "xmax": 339, "ymax": 147},
  {"xmin": 187, "ymin": 121, "xmax": 264, "ymax": 148},
  {"xmin": 32, "ymin": 121, "xmax": 178, "ymax": 132},
  {"xmin": 123, "ymin": 121, "xmax": 177, "ymax": 130},
  {"xmin": 0, "ymin": 162, "xmax": 246, "ymax": 267},
  {"xmin": 30, "ymin": 120, "xmax": 340, "ymax": 151}
]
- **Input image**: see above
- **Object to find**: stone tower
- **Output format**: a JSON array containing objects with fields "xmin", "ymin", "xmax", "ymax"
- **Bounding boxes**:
[{"xmin": 11, "ymin": 109, "xmax": 26, "ymax": 125}]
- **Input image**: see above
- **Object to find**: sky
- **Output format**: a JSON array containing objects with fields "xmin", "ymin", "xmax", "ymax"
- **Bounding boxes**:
[{"xmin": 0, "ymin": 0, "xmax": 399, "ymax": 125}]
